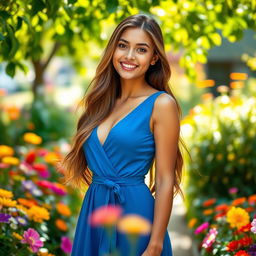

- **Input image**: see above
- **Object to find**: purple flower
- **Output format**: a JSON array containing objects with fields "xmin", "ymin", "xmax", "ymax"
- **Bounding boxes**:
[
  {"xmin": 248, "ymin": 244, "xmax": 256, "ymax": 256},
  {"xmin": 60, "ymin": 236, "xmax": 72, "ymax": 253},
  {"xmin": 228, "ymin": 187, "xmax": 238, "ymax": 194},
  {"xmin": 194, "ymin": 222, "xmax": 209, "ymax": 235},
  {"xmin": 22, "ymin": 179, "xmax": 42, "ymax": 196},
  {"xmin": 22, "ymin": 180, "xmax": 36, "ymax": 190},
  {"xmin": 16, "ymin": 216, "xmax": 27, "ymax": 226},
  {"xmin": 0, "ymin": 213, "xmax": 11, "ymax": 223},
  {"xmin": 21, "ymin": 228, "xmax": 44, "ymax": 252},
  {"xmin": 202, "ymin": 228, "xmax": 218, "ymax": 248}
]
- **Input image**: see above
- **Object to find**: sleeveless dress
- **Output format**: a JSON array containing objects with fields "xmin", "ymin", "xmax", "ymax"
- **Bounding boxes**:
[{"xmin": 71, "ymin": 90, "xmax": 173, "ymax": 256}]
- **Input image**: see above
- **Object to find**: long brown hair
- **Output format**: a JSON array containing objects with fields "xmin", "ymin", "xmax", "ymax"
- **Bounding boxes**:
[{"xmin": 58, "ymin": 14, "xmax": 189, "ymax": 199}]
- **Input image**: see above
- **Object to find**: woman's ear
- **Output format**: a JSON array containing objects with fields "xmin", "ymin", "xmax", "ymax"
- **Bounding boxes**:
[{"xmin": 151, "ymin": 54, "xmax": 159, "ymax": 65}]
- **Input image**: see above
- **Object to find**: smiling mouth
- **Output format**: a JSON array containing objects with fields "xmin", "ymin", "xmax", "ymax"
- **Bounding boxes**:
[{"xmin": 120, "ymin": 62, "xmax": 138, "ymax": 71}]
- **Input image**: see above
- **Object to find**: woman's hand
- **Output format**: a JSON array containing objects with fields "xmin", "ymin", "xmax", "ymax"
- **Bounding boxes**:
[{"xmin": 141, "ymin": 242, "xmax": 163, "ymax": 256}]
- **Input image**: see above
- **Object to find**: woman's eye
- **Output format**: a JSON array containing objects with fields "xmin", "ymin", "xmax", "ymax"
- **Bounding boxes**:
[
  {"xmin": 118, "ymin": 43, "xmax": 126, "ymax": 48},
  {"xmin": 138, "ymin": 48, "xmax": 147, "ymax": 53}
]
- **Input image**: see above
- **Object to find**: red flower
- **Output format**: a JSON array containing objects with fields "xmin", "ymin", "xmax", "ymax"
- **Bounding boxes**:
[
  {"xmin": 239, "ymin": 236, "xmax": 253, "ymax": 247},
  {"xmin": 25, "ymin": 151, "xmax": 36, "ymax": 164},
  {"xmin": 226, "ymin": 241, "xmax": 239, "ymax": 251},
  {"xmin": 238, "ymin": 223, "xmax": 252, "ymax": 233},
  {"xmin": 234, "ymin": 250, "xmax": 250, "ymax": 256},
  {"xmin": 202, "ymin": 198, "xmax": 216, "ymax": 207}
]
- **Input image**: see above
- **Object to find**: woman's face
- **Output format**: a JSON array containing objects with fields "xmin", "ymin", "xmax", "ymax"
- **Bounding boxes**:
[{"xmin": 112, "ymin": 27, "xmax": 158, "ymax": 81}]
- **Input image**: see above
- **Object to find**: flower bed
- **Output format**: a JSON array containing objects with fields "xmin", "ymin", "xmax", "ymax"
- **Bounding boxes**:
[
  {"xmin": 188, "ymin": 192, "xmax": 256, "ymax": 255},
  {"xmin": 0, "ymin": 132, "xmax": 81, "ymax": 255}
]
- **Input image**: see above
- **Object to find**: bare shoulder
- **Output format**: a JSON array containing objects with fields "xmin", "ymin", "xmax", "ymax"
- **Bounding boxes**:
[{"xmin": 154, "ymin": 93, "xmax": 178, "ymax": 115}]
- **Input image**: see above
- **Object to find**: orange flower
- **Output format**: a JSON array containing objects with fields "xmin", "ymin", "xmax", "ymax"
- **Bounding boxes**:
[
  {"xmin": 56, "ymin": 202, "xmax": 71, "ymax": 217},
  {"xmin": 230, "ymin": 72, "xmax": 248, "ymax": 80},
  {"xmin": 202, "ymin": 198, "xmax": 216, "ymax": 207},
  {"xmin": 230, "ymin": 81, "xmax": 244, "ymax": 89},
  {"xmin": 188, "ymin": 218, "xmax": 197, "ymax": 228},
  {"xmin": 248, "ymin": 195, "xmax": 256, "ymax": 205},
  {"xmin": 5, "ymin": 106, "xmax": 20, "ymax": 120},
  {"xmin": 203, "ymin": 209, "xmax": 214, "ymax": 215},
  {"xmin": 232, "ymin": 197, "xmax": 246, "ymax": 206},
  {"xmin": 0, "ymin": 145, "xmax": 14, "ymax": 157},
  {"xmin": 117, "ymin": 214, "xmax": 151, "ymax": 235},
  {"xmin": 197, "ymin": 80, "xmax": 215, "ymax": 88},
  {"xmin": 215, "ymin": 204, "xmax": 230, "ymax": 212},
  {"xmin": 55, "ymin": 219, "xmax": 68, "ymax": 231},
  {"xmin": 17, "ymin": 198, "xmax": 37, "ymax": 208}
]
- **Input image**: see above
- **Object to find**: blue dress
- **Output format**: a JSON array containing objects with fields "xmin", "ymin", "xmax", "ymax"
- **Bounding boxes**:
[{"xmin": 71, "ymin": 90, "xmax": 173, "ymax": 256}]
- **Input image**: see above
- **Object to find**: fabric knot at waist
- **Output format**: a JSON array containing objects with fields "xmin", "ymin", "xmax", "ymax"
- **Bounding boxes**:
[{"xmin": 92, "ymin": 175, "xmax": 145, "ymax": 204}]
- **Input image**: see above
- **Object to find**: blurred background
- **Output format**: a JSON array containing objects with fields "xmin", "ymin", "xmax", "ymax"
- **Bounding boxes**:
[{"xmin": 0, "ymin": 0, "xmax": 255, "ymax": 255}]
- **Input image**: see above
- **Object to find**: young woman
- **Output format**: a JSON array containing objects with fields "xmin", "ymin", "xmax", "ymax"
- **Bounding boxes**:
[{"xmin": 60, "ymin": 13, "xmax": 186, "ymax": 256}]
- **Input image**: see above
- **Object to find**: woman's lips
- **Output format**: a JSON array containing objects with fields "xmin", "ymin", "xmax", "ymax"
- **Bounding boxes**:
[{"xmin": 120, "ymin": 62, "xmax": 138, "ymax": 71}]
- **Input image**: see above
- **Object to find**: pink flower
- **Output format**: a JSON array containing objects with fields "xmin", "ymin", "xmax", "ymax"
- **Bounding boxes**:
[
  {"xmin": 229, "ymin": 187, "xmax": 238, "ymax": 194},
  {"xmin": 202, "ymin": 228, "xmax": 218, "ymax": 248},
  {"xmin": 21, "ymin": 228, "xmax": 44, "ymax": 252},
  {"xmin": 251, "ymin": 219, "xmax": 256, "ymax": 234},
  {"xmin": 88, "ymin": 205, "xmax": 123, "ymax": 227},
  {"xmin": 194, "ymin": 222, "xmax": 209, "ymax": 235},
  {"xmin": 50, "ymin": 183, "xmax": 67, "ymax": 196},
  {"xmin": 61, "ymin": 236, "xmax": 72, "ymax": 253}
]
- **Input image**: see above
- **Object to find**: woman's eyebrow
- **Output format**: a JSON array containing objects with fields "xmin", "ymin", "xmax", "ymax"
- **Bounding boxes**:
[{"xmin": 119, "ymin": 38, "xmax": 150, "ymax": 48}]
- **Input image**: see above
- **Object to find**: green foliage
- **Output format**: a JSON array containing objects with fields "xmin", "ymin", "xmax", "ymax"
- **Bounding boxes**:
[
  {"xmin": 0, "ymin": 0, "xmax": 255, "ymax": 81},
  {"xmin": 182, "ymin": 83, "xmax": 256, "ymax": 206},
  {"xmin": 0, "ymin": 95, "xmax": 75, "ymax": 146}
]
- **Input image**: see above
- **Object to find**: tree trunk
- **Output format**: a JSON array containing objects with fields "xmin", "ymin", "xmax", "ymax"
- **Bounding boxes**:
[{"xmin": 32, "ymin": 60, "xmax": 44, "ymax": 102}]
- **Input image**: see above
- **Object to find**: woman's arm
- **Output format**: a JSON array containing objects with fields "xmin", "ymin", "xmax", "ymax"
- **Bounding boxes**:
[{"xmin": 142, "ymin": 93, "xmax": 180, "ymax": 256}]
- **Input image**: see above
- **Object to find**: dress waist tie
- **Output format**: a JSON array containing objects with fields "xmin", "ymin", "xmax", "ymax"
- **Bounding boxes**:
[{"xmin": 92, "ymin": 175, "xmax": 145, "ymax": 204}]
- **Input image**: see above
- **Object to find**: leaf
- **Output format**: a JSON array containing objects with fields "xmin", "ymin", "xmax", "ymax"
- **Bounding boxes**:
[
  {"xmin": 0, "ymin": 10, "xmax": 11, "ymax": 19},
  {"xmin": 16, "ymin": 16, "xmax": 23, "ymax": 30},
  {"xmin": 6, "ymin": 62, "xmax": 16, "ymax": 77},
  {"xmin": 0, "ymin": 32, "xmax": 4, "ymax": 41},
  {"xmin": 31, "ymin": 0, "xmax": 46, "ymax": 16}
]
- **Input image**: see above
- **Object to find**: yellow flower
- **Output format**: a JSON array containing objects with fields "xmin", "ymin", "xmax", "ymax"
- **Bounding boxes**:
[
  {"xmin": 226, "ymin": 206, "xmax": 250, "ymax": 229},
  {"xmin": 117, "ymin": 214, "xmax": 151, "ymax": 235},
  {"xmin": 12, "ymin": 232, "xmax": 23, "ymax": 240},
  {"xmin": 0, "ymin": 145, "xmax": 14, "ymax": 157},
  {"xmin": 56, "ymin": 202, "xmax": 71, "ymax": 217},
  {"xmin": 0, "ymin": 197, "xmax": 17, "ymax": 207},
  {"xmin": 16, "ymin": 204, "xmax": 29, "ymax": 215},
  {"xmin": 227, "ymin": 153, "xmax": 235, "ymax": 161},
  {"xmin": 37, "ymin": 252, "xmax": 55, "ymax": 256},
  {"xmin": 55, "ymin": 219, "xmax": 68, "ymax": 231},
  {"xmin": 188, "ymin": 218, "xmax": 197, "ymax": 228},
  {"xmin": 23, "ymin": 132, "xmax": 42, "ymax": 145},
  {"xmin": 1, "ymin": 156, "xmax": 19, "ymax": 165},
  {"xmin": 0, "ymin": 188, "xmax": 13, "ymax": 198},
  {"xmin": 44, "ymin": 152, "xmax": 61, "ymax": 165},
  {"xmin": 27, "ymin": 205, "xmax": 50, "ymax": 223}
]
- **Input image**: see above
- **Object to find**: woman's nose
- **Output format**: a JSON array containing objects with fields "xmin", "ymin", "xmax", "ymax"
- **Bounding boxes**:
[{"xmin": 126, "ymin": 48, "xmax": 135, "ymax": 59}]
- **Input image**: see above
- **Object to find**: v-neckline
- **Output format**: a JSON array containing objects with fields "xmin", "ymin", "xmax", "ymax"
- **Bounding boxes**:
[{"xmin": 96, "ymin": 91, "xmax": 162, "ymax": 147}]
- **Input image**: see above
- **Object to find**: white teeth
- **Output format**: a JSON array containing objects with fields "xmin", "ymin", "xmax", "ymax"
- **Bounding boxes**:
[{"xmin": 121, "ymin": 63, "xmax": 137, "ymax": 69}]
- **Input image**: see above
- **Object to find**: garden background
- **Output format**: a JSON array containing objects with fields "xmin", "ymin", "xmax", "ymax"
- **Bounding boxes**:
[{"xmin": 0, "ymin": 0, "xmax": 256, "ymax": 255}]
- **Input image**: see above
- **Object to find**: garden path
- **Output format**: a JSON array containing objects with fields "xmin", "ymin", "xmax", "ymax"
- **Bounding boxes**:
[{"xmin": 168, "ymin": 194, "xmax": 195, "ymax": 256}]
